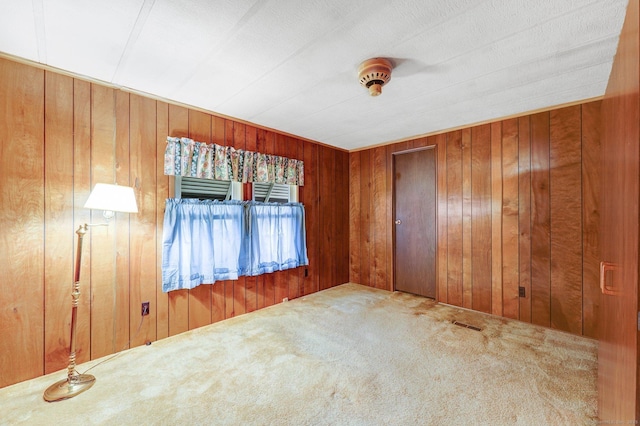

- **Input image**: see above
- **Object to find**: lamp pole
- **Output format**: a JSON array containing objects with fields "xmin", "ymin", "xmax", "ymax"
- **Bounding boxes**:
[{"xmin": 43, "ymin": 223, "xmax": 105, "ymax": 402}]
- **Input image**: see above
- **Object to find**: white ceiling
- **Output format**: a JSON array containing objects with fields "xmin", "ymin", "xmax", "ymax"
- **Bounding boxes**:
[{"xmin": 0, "ymin": 0, "xmax": 628, "ymax": 151}]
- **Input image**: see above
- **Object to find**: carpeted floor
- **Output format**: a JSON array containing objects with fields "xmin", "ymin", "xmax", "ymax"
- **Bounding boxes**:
[{"xmin": 0, "ymin": 283, "xmax": 597, "ymax": 425}]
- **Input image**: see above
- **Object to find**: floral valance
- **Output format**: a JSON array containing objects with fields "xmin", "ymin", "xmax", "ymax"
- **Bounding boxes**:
[{"xmin": 164, "ymin": 137, "xmax": 304, "ymax": 186}]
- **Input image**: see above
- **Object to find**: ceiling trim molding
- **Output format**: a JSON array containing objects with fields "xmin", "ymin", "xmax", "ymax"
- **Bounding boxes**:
[
  {"xmin": 0, "ymin": 51, "xmax": 349, "ymax": 153},
  {"xmin": 348, "ymin": 95, "xmax": 604, "ymax": 153}
]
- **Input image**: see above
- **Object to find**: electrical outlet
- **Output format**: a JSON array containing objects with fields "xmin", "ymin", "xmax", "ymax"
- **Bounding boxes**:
[
  {"xmin": 282, "ymin": 297, "xmax": 288, "ymax": 303},
  {"xmin": 518, "ymin": 287, "xmax": 526, "ymax": 298},
  {"xmin": 141, "ymin": 301, "xmax": 150, "ymax": 316}
]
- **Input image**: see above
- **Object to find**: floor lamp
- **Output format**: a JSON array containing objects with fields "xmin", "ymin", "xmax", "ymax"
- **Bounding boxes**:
[{"xmin": 43, "ymin": 183, "xmax": 138, "ymax": 402}]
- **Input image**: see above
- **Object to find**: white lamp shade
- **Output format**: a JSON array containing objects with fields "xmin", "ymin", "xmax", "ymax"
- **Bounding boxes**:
[{"xmin": 84, "ymin": 183, "xmax": 138, "ymax": 213}]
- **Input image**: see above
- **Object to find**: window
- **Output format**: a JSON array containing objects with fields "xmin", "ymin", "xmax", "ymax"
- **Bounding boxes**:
[
  {"xmin": 252, "ymin": 182, "xmax": 298, "ymax": 203},
  {"xmin": 175, "ymin": 176, "xmax": 242, "ymax": 201}
]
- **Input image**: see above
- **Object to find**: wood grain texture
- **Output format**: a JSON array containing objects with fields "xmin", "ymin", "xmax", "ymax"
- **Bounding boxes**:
[
  {"xmin": 461, "ymin": 128, "xmax": 473, "ymax": 309},
  {"xmin": 530, "ymin": 112, "xmax": 551, "ymax": 327},
  {"xmin": 387, "ymin": 141, "xmax": 408, "ymax": 293},
  {"xmin": 0, "ymin": 60, "xmax": 45, "ymax": 386},
  {"xmin": 129, "ymin": 94, "xmax": 157, "ymax": 347},
  {"xmin": 155, "ymin": 101, "xmax": 170, "ymax": 340},
  {"xmin": 72, "ymin": 79, "xmax": 92, "ymax": 365},
  {"xmin": 349, "ymin": 101, "xmax": 602, "ymax": 339},
  {"xmin": 335, "ymin": 150, "xmax": 350, "ymax": 286},
  {"xmin": 436, "ymin": 134, "xmax": 448, "ymax": 303},
  {"xmin": 445, "ymin": 131, "xmax": 463, "ymax": 306},
  {"xmin": 303, "ymin": 140, "xmax": 319, "ymax": 295},
  {"xmin": 44, "ymin": 71, "xmax": 74, "ymax": 373},
  {"xmin": 394, "ymin": 148, "xmax": 437, "ymax": 298},
  {"xmin": 372, "ymin": 146, "xmax": 387, "ymax": 289},
  {"xmin": 115, "ymin": 90, "xmax": 132, "ymax": 352},
  {"xmin": 471, "ymin": 124, "xmax": 492, "ymax": 313},
  {"xmin": 517, "ymin": 116, "xmax": 532, "ymax": 323},
  {"xmin": 598, "ymin": 0, "xmax": 639, "ymax": 418},
  {"xmin": 44, "ymin": 72, "xmax": 74, "ymax": 373},
  {"xmin": 319, "ymin": 145, "xmax": 337, "ymax": 290},
  {"xmin": 167, "ymin": 104, "xmax": 189, "ymax": 337},
  {"xmin": 359, "ymin": 149, "xmax": 372, "ymax": 287},
  {"xmin": 89, "ymin": 84, "xmax": 118, "ymax": 359},
  {"xmin": 501, "ymin": 118, "xmax": 520, "ymax": 320},
  {"xmin": 349, "ymin": 151, "xmax": 362, "ymax": 284},
  {"xmin": 0, "ymin": 56, "xmax": 349, "ymax": 388},
  {"xmin": 549, "ymin": 105, "xmax": 582, "ymax": 334},
  {"xmin": 490, "ymin": 122, "xmax": 503, "ymax": 316},
  {"xmin": 0, "ymin": 52, "xmax": 604, "ymax": 388},
  {"xmin": 580, "ymin": 101, "xmax": 601, "ymax": 339}
]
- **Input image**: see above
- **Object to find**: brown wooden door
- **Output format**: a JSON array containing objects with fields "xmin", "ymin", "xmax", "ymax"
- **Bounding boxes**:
[
  {"xmin": 598, "ymin": 0, "xmax": 639, "ymax": 419},
  {"xmin": 393, "ymin": 147, "xmax": 436, "ymax": 298}
]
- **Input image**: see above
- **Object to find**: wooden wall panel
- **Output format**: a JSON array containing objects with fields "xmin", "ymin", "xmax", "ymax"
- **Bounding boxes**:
[
  {"xmin": 44, "ymin": 72, "xmax": 74, "ymax": 373},
  {"xmin": 581, "ymin": 101, "xmax": 601, "ymax": 338},
  {"xmin": 156, "ymin": 101, "xmax": 170, "ymax": 340},
  {"xmin": 518, "ymin": 116, "xmax": 532, "ymax": 323},
  {"xmin": 115, "ymin": 90, "xmax": 132, "ymax": 352},
  {"xmin": 0, "ymin": 57, "xmax": 350, "ymax": 388},
  {"xmin": 90, "ymin": 84, "xmax": 118, "ymax": 359},
  {"xmin": 187, "ymin": 110, "xmax": 213, "ymax": 328},
  {"xmin": 446, "ymin": 131, "xmax": 463, "ymax": 306},
  {"xmin": 349, "ymin": 100, "xmax": 603, "ymax": 337},
  {"xmin": 72, "ymin": 79, "xmax": 93, "ymax": 365},
  {"xmin": 549, "ymin": 106, "xmax": 582, "ymax": 334},
  {"xmin": 303, "ymin": 140, "xmax": 319, "ymax": 295},
  {"xmin": 530, "ymin": 112, "xmax": 551, "ymax": 328},
  {"xmin": 129, "ymin": 94, "xmax": 157, "ymax": 347},
  {"xmin": 461, "ymin": 128, "xmax": 473, "ymax": 309},
  {"xmin": 471, "ymin": 125, "xmax": 492, "ymax": 314},
  {"xmin": 598, "ymin": 0, "xmax": 640, "ymax": 418},
  {"xmin": 501, "ymin": 118, "xmax": 520, "ymax": 320},
  {"xmin": 335, "ymin": 150, "xmax": 350, "ymax": 286},
  {"xmin": 372, "ymin": 147, "xmax": 387, "ymax": 289},
  {"xmin": 319, "ymin": 146, "xmax": 337, "ymax": 290},
  {"xmin": 490, "ymin": 122, "xmax": 503, "ymax": 316},
  {"xmin": 167, "ymin": 104, "xmax": 189, "ymax": 337},
  {"xmin": 349, "ymin": 151, "xmax": 362, "ymax": 284},
  {"xmin": 359, "ymin": 149, "xmax": 372, "ymax": 288},
  {"xmin": 0, "ymin": 60, "xmax": 45, "ymax": 386},
  {"xmin": 436, "ymin": 134, "xmax": 448, "ymax": 302}
]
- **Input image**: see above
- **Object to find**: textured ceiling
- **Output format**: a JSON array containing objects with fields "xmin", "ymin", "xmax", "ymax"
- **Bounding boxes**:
[{"xmin": 0, "ymin": 0, "xmax": 628, "ymax": 151}]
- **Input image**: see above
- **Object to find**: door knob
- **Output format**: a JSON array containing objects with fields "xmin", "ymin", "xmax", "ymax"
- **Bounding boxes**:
[{"xmin": 394, "ymin": 219, "xmax": 402, "ymax": 225}]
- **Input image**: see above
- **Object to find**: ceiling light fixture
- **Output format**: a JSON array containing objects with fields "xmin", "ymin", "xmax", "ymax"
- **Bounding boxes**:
[{"xmin": 358, "ymin": 58, "xmax": 393, "ymax": 96}]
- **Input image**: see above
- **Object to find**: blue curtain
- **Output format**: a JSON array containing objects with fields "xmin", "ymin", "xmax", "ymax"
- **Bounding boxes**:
[
  {"xmin": 162, "ymin": 199, "xmax": 245, "ymax": 292},
  {"xmin": 247, "ymin": 202, "xmax": 309, "ymax": 276},
  {"xmin": 161, "ymin": 200, "xmax": 308, "ymax": 292}
]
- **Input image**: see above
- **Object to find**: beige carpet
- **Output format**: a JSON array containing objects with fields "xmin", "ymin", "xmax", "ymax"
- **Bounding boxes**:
[{"xmin": 0, "ymin": 283, "xmax": 597, "ymax": 425}]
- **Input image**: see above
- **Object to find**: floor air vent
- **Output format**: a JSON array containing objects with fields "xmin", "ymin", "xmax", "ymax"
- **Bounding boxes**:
[{"xmin": 452, "ymin": 321, "xmax": 482, "ymax": 332}]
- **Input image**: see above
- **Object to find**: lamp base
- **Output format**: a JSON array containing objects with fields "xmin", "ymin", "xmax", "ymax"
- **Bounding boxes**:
[{"xmin": 43, "ymin": 374, "xmax": 96, "ymax": 402}]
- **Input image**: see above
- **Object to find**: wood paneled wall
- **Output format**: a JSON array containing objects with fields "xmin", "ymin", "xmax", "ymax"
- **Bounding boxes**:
[
  {"xmin": 597, "ymin": 0, "xmax": 640, "ymax": 419},
  {"xmin": 0, "ymin": 57, "xmax": 349, "ymax": 388},
  {"xmin": 350, "ymin": 101, "xmax": 602, "ymax": 337}
]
